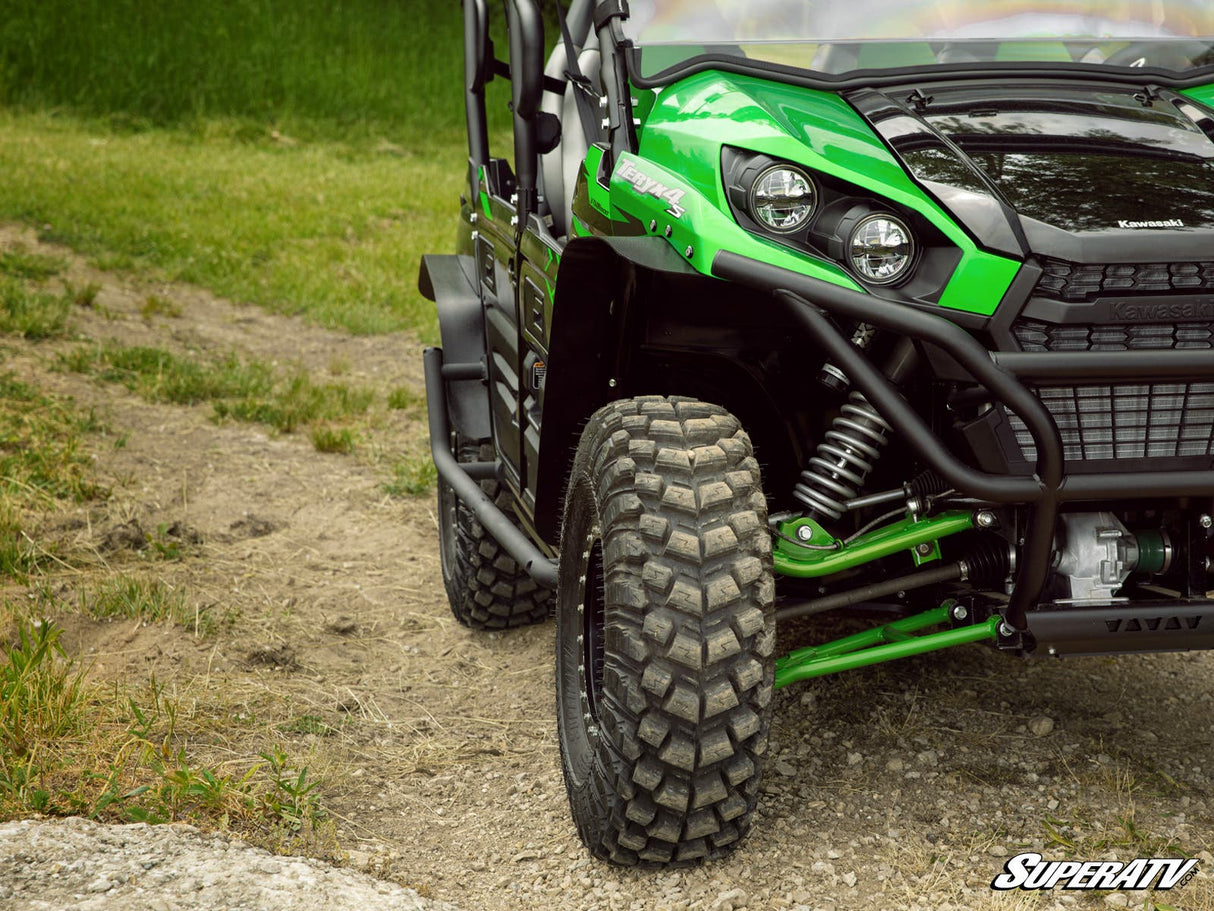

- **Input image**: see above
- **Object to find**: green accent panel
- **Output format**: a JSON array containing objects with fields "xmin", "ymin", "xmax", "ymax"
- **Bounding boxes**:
[
  {"xmin": 1180, "ymin": 84, "xmax": 1214, "ymax": 109},
  {"xmin": 937, "ymin": 254, "xmax": 1021, "ymax": 316},
  {"xmin": 478, "ymin": 167, "xmax": 492, "ymax": 219},
  {"xmin": 773, "ymin": 510, "xmax": 974, "ymax": 578},
  {"xmin": 774, "ymin": 606, "xmax": 999, "ymax": 688}
]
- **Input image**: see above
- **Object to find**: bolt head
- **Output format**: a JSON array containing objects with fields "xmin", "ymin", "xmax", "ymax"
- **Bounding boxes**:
[
  {"xmin": 916, "ymin": 542, "xmax": 933, "ymax": 555},
  {"xmin": 951, "ymin": 604, "xmax": 968, "ymax": 621},
  {"xmin": 976, "ymin": 510, "xmax": 997, "ymax": 528},
  {"xmin": 796, "ymin": 525, "xmax": 814, "ymax": 542},
  {"xmin": 1201, "ymin": 514, "xmax": 1213, "ymax": 529}
]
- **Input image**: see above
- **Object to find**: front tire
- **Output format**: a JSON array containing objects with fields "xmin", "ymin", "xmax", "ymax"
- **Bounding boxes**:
[
  {"xmin": 556, "ymin": 397, "xmax": 775, "ymax": 865},
  {"xmin": 436, "ymin": 439, "xmax": 551, "ymax": 629}
]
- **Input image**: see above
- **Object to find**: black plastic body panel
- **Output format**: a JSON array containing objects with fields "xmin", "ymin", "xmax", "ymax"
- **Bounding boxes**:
[{"xmin": 417, "ymin": 254, "xmax": 491, "ymax": 441}]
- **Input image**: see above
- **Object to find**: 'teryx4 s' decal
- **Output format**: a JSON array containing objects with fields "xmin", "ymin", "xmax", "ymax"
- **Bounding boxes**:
[{"xmin": 617, "ymin": 160, "xmax": 686, "ymax": 219}]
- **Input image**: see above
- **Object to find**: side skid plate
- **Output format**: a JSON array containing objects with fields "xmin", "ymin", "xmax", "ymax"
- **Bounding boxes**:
[{"xmin": 1026, "ymin": 602, "xmax": 1214, "ymax": 657}]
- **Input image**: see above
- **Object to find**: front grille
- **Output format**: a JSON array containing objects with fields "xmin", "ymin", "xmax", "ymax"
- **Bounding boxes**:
[
  {"xmin": 1013, "ymin": 318, "xmax": 1214, "ymax": 351},
  {"xmin": 1036, "ymin": 258, "xmax": 1214, "ymax": 302},
  {"xmin": 1007, "ymin": 319, "xmax": 1214, "ymax": 464},
  {"xmin": 1008, "ymin": 383, "xmax": 1214, "ymax": 462}
]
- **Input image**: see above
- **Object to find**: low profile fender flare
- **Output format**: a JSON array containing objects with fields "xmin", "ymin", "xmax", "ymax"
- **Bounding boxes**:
[{"xmin": 532, "ymin": 235, "xmax": 698, "ymax": 540}]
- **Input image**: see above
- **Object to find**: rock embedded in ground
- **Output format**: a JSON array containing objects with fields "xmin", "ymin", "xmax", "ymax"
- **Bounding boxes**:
[{"xmin": 0, "ymin": 817, "xmax": 457, "ymax": 911}]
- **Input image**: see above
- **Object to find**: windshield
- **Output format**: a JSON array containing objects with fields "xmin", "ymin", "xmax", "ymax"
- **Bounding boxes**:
[{"xmin": 623, "ymin": 0, "xmax": 1214, "ymax": 79}]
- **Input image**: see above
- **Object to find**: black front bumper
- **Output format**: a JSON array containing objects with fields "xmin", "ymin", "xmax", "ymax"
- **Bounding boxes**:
[{"xmin": 713, "ymin": 251, "xmax": 1214, "ymax": 629}]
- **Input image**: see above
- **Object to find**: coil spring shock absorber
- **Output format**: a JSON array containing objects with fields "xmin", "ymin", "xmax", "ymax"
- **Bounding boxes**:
[
  {"xmin": 793, "ymin": 392, "xmax": 891, "ymax": 520},
  {"xmin": 794, "ymin": 337, "xmax": 918, "ymax": 522}
]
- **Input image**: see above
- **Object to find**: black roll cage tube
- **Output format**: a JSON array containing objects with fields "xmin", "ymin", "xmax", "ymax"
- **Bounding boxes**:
[{"xmin": 713, "ymin": 250, "xmax": 1214, "ymax": 630}]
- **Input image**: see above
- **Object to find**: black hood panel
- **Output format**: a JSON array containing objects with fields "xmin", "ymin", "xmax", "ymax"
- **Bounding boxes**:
[{"xmin": 852, "ymin": 81, "xmax": 1214, "ymax": 261}]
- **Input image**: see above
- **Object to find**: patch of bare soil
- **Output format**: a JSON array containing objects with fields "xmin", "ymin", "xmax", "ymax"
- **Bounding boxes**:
[{"xmin": 2, "ymin": 224, "xmax": 1214, "ymax": 911}]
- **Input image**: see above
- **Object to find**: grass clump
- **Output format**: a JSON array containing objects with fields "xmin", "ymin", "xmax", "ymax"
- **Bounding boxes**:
[
  {"xmin": 0, "ymin": 615, "xmax": 327, "ymax": 843},
  {"xmin": 214, "ymin": 372, "xmax": 374, "ymax": 434},
  {"xmin": 0, "ymin": 373, "xmax": 106, "ymax": 581},
  {"xmin": 386, "ymin": 385, "xmax": 424, "ymax": 414},
  {"xmin": 0, "ymin": 372, "xmax": 106, "ymax": 506},
  {"xmin": 0, "ymin": 275, "xmax": 75, "ymax": 339},
  {"xmin": 310, "ymin": 426, "xmax": 355, "ymax": 454},
  {"xmin": 139, "ymin": 294, "xmax": 181, "ymax": 320},
  {"xmin": 0, "ymin": 248, "xmax": 65, "ymax": 281},
  {"xmin": 0, "ymin": 619, "xmax": 84, "ymax": 765},
  {"xmin": 383, "ymin": 452, "xmax": 438, "ymax": 498},
  {"xmin": 61, "ymin": 343, "xmax": 373, "ymax": 441},
  {"xmin": 80, "ymin": 578, "xmax": 185, "ymax": 624}
]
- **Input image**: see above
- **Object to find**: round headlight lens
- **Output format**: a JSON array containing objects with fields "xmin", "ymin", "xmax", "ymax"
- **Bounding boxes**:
[
  {"xmin": 749, "ymin": 166, "xmax": 816, "ymax": 233},
  {"xmin": 848, "ymin": 214, "xmax": 916, "ymax": 285}
]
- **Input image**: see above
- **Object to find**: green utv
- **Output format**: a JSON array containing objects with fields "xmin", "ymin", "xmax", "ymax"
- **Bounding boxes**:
[{"xmin": 420, "ymin": 0, "xmax": 1214, "ymax": 864}]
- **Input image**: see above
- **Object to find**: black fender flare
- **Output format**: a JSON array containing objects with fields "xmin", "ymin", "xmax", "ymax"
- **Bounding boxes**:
[
  {"xmin": 418, "ymin": 254, "xmax": 492, "ymax": 441},
  {"xmin": 533, "ymin": 235, "xmax": 698, "ymax": 539}
]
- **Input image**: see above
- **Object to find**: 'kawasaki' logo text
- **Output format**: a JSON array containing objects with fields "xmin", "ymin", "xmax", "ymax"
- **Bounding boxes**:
[
  {"xmin": 1117, "ymin": 218, "xmax": 1185, "ymax": 229},
  {"xmin": 617, "ymin": 160, "xmax": 686, "ymax": 219},
  {"xmin": 991, "ymin": 852, "xmax": 1198, "ymax": 891},
  {"xmin": 1111, "ymin": 301, "xmax": 1214, "ymax": 321}
]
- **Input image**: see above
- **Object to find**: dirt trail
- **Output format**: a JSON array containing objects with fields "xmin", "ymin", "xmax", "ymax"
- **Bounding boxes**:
[{"xmin": 2, "ymin": 224, "xmax": 1214, "ymax": 911}]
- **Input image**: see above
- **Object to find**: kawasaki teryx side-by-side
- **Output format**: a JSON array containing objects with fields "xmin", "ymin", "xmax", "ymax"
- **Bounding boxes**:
[{"xmin": 419, "ymin": 0, "xmax": 1214, "ymax": 865}]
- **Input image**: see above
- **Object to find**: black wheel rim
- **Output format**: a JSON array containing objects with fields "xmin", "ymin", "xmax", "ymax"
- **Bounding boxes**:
[{"xmin": 581, "ymin": 533, "xmax": 606, "ymax": 728}]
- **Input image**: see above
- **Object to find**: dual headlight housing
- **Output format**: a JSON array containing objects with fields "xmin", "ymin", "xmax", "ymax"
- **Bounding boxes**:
[{"xmin": 726, "ymin": 152, "xmax": 922, "ymax": 288}]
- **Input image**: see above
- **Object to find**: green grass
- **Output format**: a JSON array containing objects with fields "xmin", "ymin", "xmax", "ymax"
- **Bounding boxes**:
[
  {"xmin": 0, "ymin": 614, "xmax": 324, "ymax": 841},
  {"xmin": 61, "ymin": 343, "xmax": 374, "ymax": 437},
  {"xmin": 383, "ymin": 452, "xmax": 438, "ymax": 498},
  {"xmin": 0, "ymin": 372, "xmax": 105, "ymax": 506},
  {"xmin": 0, "ymin": 275, "xmax": 76, "ymax": 339},
  {"xmin": 0, "ymin": 248, "xmax": 65, "ymax": 281},
  {"xmin": 80, "ymin": 578, "xmax": 185, "ymax": 623},
  {"xmin": 0, "ymin": 110, "xmax": 463, "ymax": 340},
  {"xmin": 0, "ymin": 372, "xmax": 106, "ymax": 580},
  {"xmin": 0, "ymin": 1, "xmax": 468, "ymax": 137},
  {"xmin": 386, "ymin": 385, "xmax": 425, "ymax": 413},
  {"xmin": 139, "ymin": 294, "xmax": 181, "ymax": 320},
  {"xmin": 310, "ymin": 426, "xmax": 356, "ymax": 455}
]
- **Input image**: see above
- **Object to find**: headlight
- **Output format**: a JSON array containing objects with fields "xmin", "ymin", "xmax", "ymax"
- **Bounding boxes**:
[
  {"xmin": 749, "ymin": 166, "xmax": 816, "ymax": 234},
  {"xmin": 848, "ymin": 214, "xmax": 916, "ymax": 285}
]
